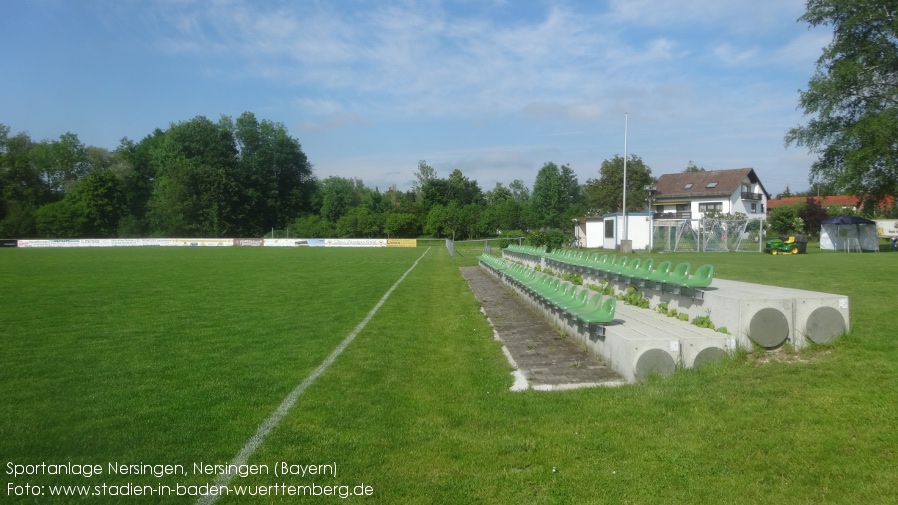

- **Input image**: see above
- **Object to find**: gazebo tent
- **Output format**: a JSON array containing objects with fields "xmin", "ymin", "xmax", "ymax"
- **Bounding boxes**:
[{"xmin": 820, "ymin": 216, "xmax": 879, "ymax": 251}]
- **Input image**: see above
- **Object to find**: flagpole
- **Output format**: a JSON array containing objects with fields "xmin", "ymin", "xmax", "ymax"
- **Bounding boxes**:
[{"xmin": 622, "ymin": 113, "xmax": 628, "ymax": 243}]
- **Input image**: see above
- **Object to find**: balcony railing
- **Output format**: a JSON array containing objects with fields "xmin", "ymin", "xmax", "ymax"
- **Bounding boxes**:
[
  {"xmin": 741, "ymin": 191, "xmax": 763, "ymax": 200},
  {"xmin": 653, "ymin": 212, "xmax": 692, "ymax": 220}
]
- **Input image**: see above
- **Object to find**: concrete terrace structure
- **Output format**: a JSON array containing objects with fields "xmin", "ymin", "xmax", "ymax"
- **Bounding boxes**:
[{"xmin": 489, "ymin": 248, "xmax": 849, "ymax": 382}]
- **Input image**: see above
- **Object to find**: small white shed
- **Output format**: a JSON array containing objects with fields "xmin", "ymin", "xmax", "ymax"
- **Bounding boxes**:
[{"xmin": 574, "ymin": 213, "xmax": 653, "ymax": 250}]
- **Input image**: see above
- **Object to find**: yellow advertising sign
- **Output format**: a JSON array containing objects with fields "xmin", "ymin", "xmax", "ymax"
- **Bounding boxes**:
[{"xmin": 387, "ymin": 239, "xmax": 417, "ymax": 247}]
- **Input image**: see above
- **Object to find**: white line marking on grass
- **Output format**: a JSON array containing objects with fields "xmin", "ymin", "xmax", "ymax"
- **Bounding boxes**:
[{"xmin": 196, "ymin": 247, "xmax": 431, "ymax": 505}]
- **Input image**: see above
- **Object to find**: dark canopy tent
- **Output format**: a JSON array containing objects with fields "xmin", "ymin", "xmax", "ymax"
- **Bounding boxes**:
[{"xmin": 820, "ymin": 216, "xmax": 878, "ymax": 251}]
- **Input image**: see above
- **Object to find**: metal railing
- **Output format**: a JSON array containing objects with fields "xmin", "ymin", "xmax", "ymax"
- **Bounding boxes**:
[{"xmin": 653, "ymin": 211, "xmax": 692, "ymax": 220}]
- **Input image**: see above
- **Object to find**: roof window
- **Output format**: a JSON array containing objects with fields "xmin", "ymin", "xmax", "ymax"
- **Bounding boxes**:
[
  {"xmin": 684, "ymin": 183, "xmax": 693, "ymax": 189},
  {"xmin": 706, "ymin": 182, "xmax": 718, "ymax": 188}
]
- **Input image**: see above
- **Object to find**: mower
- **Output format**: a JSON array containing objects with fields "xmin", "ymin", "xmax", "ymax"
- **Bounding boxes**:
[{"xmin": 765, "ymin": 236, "xmax": 800, "ymax": 255}]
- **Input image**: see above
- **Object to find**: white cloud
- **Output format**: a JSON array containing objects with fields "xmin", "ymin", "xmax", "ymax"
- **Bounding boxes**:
[
  {"xmin": 775, "ymin": 30, "xmax": 832, "ymax": 66},
  {"xmin": 712, "ymin": 43, "xmax": 758, "ymax": 65},
  {"xmin": 295, "ymin": 112, "xmax": 369, "ymax": 133},
  {"xmin": 607, "ymin": 0, "xmax": 807, "ymax": 34},
  {"xmin": 523, "ymin": 102, "xmax": 603, "ymax": 121}
]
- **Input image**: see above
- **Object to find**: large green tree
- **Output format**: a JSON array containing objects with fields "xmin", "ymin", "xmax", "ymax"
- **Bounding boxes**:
[
  {"xmin": 115, "ymin": 130, "xmax": 166, "ymax": 237},
  {"xmin": 0, "ymin": 129, "xmax": 41, "ymax": 237},
  {"xmin": 33, "ymin": 170, "xmax": 127, "ymax": 238},
  {"xmin": 785, "ymin": 0, "xmax": 898, "ymax": 201},
  {"xmin": 317, "ymin": 176, "xmax": 365, "ymax": 222},
  {"xmin": 147, "ymin": 116, "xmax": 240, "ymax": 237},
  {"xmin": 531, "ymin": 162, "xmax": 581, "ymax": 229},
  {"xmin": 583, "ymin": 154, "xmax": 656, "ymax": 216},
  {"xmin": 420, "ymin": 168, "xmax": 484, "ymax": 208},
  {"xmin": 38, "ymin": 133, "xmax": 89, "ymax": 198},
  {"xmin": 229, "ymin": 112, "xmax": 316, "ymax": 234}
]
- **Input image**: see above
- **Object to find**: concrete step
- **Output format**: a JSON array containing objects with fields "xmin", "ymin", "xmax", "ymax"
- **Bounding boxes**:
[{"xmin": 571, "ymin": 304, "xmax": 734, "ymax": 382}]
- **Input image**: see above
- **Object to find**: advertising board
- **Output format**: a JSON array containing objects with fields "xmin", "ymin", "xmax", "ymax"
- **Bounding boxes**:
[
  {"xmin": 233, "ymin": 238, "xmax": 264, "ymax": 247},
  {"xmin": 386, "ymin": 239, "xmax": 417, "ymax": 247},
  {"xmin": 263, "ymin": 238, "xmax": 325, "ymax": 247},
  {"xmin": 875, "ymin": 220, "xmax": 898, "ymax": 238},
  {"xmin": 325, "ymin": 238, "xmax": 387, "ymax": 247}
]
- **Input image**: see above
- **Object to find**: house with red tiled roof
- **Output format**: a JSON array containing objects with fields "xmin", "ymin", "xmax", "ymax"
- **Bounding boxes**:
[
  {"xmin": 766, "ymin": 195, "xmax": 895, "ymax": 214},
  {"xmin": 651, "ymin": 168, "xmax": 770, "ymax": 221}
]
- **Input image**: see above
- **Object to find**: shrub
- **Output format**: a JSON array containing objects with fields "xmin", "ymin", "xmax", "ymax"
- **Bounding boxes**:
[
  {"xmin": 767, "ymin": 204, "xmax": 804, "ymax": 236},
  {"xmin": 527, "ymin": 229, "xmax": 567, "ymax": 252}
]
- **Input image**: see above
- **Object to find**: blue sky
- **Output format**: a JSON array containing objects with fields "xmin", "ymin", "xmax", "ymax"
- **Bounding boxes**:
[{"xmin": 2, "ymin": 0, "xmax": 831, "ymax": 196}]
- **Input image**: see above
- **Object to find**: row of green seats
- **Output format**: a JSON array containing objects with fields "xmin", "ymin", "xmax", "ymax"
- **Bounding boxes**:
[
  {"xmin": 503, "ymin": 244, "xmax": 547, "ymax": 259},
  {"xmin": 477, "ymin": 253, "xmax": 509, "ymax": 276},
  {"xmin": 489, "ymin": 257, "xmax": 616, "ymax": 325},
  {"xmin": 546, "ymin": 251, "xmax": 713, "ymax": 289}
]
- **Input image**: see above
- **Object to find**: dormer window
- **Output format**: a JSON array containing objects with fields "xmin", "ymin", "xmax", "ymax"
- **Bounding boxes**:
[
  {"xmin": 706, "ymin": 182, "xmax": 718, "ymax": 188},
  {"xmin": 684, "ymin": 183, "xmax": 693, "ymax": 189}
]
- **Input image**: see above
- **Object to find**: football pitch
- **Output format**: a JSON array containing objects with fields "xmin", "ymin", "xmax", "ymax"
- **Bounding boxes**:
[{"xmin": 1, "ymin": 245, "xmax": 897, "ymax": 504}]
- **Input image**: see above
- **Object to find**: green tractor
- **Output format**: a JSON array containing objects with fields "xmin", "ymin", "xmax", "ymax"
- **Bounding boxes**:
[{"xmin": 765, "ymin": 235, "xmax": 803, "ymax": 255}]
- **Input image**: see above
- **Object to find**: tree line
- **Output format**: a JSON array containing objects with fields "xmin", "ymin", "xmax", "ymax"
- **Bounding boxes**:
[
  {"xmin": 5, "ymin": 2, "xmax": 898, "ymax": 242},
  {"xmin": 0, "ymin": 114, "xmax": 657, "ymax": 241}
]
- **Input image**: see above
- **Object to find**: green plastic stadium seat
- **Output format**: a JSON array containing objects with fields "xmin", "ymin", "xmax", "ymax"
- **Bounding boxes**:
[
  {"xmin": 577, "ymin": 297, "xmax": 616, "ymax": 324},
  {"xmin": 607, "ymin": 255, "xmax": 628, "ymax": 274},
  {"xmin": 566, "ymin": 293, "xmax": 604, "ymax": 318},
  {"xmin": 620, "ymin": 258, "xmax": 641, "ymax": 277},
  {"xmin": 682, "ymin": 264, "xmax": 714, "ymax": 288},
  {"xmin": 633, "ymin": 258, "xmax": 654, "ymax": 280},
  {"xmin": 665, "ymin": 262, "xmax": 691, "ymax": 285},
  {"xmin": 555, "ymin": 288, "xmax": 589, "ymax": 312},
  {"xmin": 648, "ymin": 260, "xmax": 672, "ymax": 282},
  {"xmin": 545, "ymin": 283, "xmax": 577, "ymax": 305}
]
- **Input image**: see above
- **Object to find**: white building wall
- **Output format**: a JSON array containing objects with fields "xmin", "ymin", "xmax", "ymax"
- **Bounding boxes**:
[
  {"xmin": 602, "ymin": 213, "xmax": 653, "ymax": 250},
  {"xmin": 584, "ymin": 219, "xmax": 605, "ymax": 248}
]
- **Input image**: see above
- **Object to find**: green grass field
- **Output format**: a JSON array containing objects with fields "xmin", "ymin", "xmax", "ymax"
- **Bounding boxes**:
[{"xmin": 1, "ymin": 245, "xmax": 896, "ymax": 504}]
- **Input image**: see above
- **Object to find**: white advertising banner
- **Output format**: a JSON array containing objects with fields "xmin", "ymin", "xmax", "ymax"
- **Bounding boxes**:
[
  {"xmin": 15, "ymin": 237, "xmax": 403, "ymax": 248},
  {"xmin": 17, "ymin": 240, "xmax": 53, "ymax": 248},
  {"xmin": 165, "ymin": 239, "xmax": 233, "ymax": 247},
  {"xmin": 263, "ymin": 238, "xmax": 326, "ymax": 247},
  {"xmin": 325, "ymin": 238, "xmax": 387, "ymax": 247}
]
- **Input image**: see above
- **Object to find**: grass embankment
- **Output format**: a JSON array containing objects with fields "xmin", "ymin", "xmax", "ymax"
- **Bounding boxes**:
[{"xmin": 1, "ymin": 245, "xmax": 896, "ymax": 503}]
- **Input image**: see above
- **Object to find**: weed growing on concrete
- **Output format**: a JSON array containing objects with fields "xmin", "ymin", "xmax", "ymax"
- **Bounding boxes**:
[
  {"xmin": 691, "ymin": 310, "xmax": 720, "ymax": 331},
  {"xmin": 586, "ymin": 282, "xmax": 615, "ymax": 296},
  {"xmin": 691, "ymin": 315, "xmax": 716, "ymax": 330},
  {"xmin": 561, "ymin": 272, "xmax": 584, "ymax": 285},
  {"xmin": 618, "ymin": 286, "xmax": 650, "ymax": 308}
]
